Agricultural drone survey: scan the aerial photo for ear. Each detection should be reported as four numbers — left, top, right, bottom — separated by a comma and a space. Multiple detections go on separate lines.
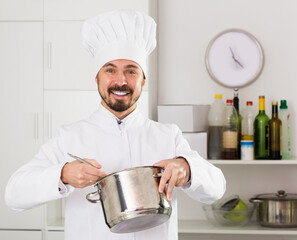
95, 75, 99, 85
141, 75, 146, 87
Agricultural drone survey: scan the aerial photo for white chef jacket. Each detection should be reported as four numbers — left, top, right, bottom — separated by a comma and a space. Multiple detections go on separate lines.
5, 104, 226, 240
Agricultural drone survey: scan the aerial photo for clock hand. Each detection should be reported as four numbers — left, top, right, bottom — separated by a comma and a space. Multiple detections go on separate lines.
229, 47, 235, 59
234, 58, 244, 69
229, 47, 244, 69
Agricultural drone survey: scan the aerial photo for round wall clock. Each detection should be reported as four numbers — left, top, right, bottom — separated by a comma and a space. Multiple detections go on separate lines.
205, 29, 264, 88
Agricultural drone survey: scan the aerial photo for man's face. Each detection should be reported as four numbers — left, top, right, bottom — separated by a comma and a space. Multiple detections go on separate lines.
96, 59, 145, 118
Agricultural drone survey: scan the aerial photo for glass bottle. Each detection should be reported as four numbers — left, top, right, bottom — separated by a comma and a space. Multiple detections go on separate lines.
241, 101, 255, 141
223, 99, 239, 159
233, 88, 242, 159
254, 96, 269, 159
269, 101, 282, 159
207, 94, 225, 159
279, 100, 291, 159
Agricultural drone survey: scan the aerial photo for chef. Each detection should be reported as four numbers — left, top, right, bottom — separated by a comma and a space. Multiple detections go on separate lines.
5, 10, 226, 240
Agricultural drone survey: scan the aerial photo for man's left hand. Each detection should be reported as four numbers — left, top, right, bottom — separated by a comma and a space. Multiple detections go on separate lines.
153, 157, 190, 201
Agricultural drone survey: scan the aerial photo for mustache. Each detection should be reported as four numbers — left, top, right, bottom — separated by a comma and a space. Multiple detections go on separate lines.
108, 85, 133, 94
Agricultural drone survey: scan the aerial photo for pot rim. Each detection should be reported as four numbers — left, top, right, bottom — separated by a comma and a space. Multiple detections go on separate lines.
95, 165, 164, 185
251, 190, 297, 201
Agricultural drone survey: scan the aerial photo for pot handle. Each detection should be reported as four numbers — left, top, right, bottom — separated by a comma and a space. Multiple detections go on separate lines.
153, 172, 163, 178
249, 197, 264, 204
86, 190, 101, 203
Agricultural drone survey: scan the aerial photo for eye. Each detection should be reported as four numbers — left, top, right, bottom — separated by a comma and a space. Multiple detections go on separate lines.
126, 69, 138, 75
106, 68, 115, 73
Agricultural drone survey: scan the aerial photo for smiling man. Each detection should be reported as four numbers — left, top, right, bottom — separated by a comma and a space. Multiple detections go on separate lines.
97, 60, 145, 118
5, 10, 226, 240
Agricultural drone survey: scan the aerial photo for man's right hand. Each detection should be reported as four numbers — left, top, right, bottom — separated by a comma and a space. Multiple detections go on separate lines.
61, 159, 107, 188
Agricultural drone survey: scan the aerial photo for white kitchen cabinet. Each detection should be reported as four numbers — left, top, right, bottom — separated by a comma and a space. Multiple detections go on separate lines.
0, 0, 43, 21
0, 22, 44, 229
44, 22, 96, 91
43, 90, 100, 140
0, 230, 42, 240
44, 0, 150, 21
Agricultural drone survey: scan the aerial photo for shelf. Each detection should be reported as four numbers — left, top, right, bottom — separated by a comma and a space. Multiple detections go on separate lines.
178, 220, 297, 235
208, 159, 297, 165
45, 217, 297, 234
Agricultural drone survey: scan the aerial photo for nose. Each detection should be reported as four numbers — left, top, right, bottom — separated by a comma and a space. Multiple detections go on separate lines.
115, 72, 127, 86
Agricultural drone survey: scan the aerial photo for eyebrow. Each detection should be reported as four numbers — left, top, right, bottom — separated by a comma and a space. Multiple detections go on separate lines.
102, 63, 140, 69
102, 63, 117, 68
125, 64, 139, 69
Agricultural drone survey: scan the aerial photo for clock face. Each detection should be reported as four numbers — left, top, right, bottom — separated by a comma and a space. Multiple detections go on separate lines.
206, 29, 264, 88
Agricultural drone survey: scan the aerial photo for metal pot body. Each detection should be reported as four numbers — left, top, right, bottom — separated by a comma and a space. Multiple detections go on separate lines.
86, 166, 172, 233
250, 191, 297, 228
257, 200, 297, 227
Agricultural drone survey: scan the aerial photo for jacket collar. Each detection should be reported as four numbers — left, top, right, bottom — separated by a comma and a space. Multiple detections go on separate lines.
97, 103, 140, 122
89, 103, 145, 130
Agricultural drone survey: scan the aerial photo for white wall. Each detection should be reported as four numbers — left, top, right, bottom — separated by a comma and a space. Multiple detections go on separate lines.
158, 0, 297, 157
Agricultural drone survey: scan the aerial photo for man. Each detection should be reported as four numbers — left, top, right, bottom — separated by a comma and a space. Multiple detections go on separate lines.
5, 10, 226, 240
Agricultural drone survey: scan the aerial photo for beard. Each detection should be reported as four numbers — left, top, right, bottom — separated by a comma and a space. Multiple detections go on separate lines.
99, 85, 141, 112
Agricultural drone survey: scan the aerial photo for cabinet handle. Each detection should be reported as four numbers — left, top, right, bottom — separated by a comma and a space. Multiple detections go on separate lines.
48, 42, 52, 69
48, 112, 52, 138
34, 112, 39, 139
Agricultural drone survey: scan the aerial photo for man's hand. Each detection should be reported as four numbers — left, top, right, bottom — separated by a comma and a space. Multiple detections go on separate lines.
61, 159, 107, 188
153, 157, 190, 201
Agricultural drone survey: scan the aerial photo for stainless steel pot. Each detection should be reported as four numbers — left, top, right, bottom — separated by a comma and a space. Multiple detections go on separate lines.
250, 190, 297, 227
86, 166, 172, 233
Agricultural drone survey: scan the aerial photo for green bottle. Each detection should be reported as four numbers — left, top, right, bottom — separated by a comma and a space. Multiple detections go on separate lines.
269, 101, 282, 159
233, 88, 242, 159
254, 96, 269, 159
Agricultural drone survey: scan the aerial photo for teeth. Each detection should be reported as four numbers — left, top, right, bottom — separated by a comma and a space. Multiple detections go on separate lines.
112, 91, 128, 96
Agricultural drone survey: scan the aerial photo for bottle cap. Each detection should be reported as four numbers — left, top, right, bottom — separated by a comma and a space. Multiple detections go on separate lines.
280, 100, 288, 109
259, 96, 265, 99
215, 94, 222, 99
246, 101, 253, 106
272, 101, 278, 106
226, 99, 233, 104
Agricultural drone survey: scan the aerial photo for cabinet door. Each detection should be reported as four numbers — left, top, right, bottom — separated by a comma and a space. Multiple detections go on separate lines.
44, 90, 100, 140
44, 0, 150, 21
44, 22, 96, 90
0, 230, 42, 240
0, 23, 44, 229
0, 0, 43, 21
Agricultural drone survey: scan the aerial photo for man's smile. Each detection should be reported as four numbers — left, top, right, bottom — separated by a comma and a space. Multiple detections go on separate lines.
111, 91, 129, 96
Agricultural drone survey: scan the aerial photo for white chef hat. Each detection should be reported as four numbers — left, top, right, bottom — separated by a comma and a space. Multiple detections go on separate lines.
81, 10, 157, 79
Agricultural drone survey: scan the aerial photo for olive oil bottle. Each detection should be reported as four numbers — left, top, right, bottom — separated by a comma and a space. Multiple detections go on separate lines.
269, 101, 282, 159
254, 96, 269, 159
